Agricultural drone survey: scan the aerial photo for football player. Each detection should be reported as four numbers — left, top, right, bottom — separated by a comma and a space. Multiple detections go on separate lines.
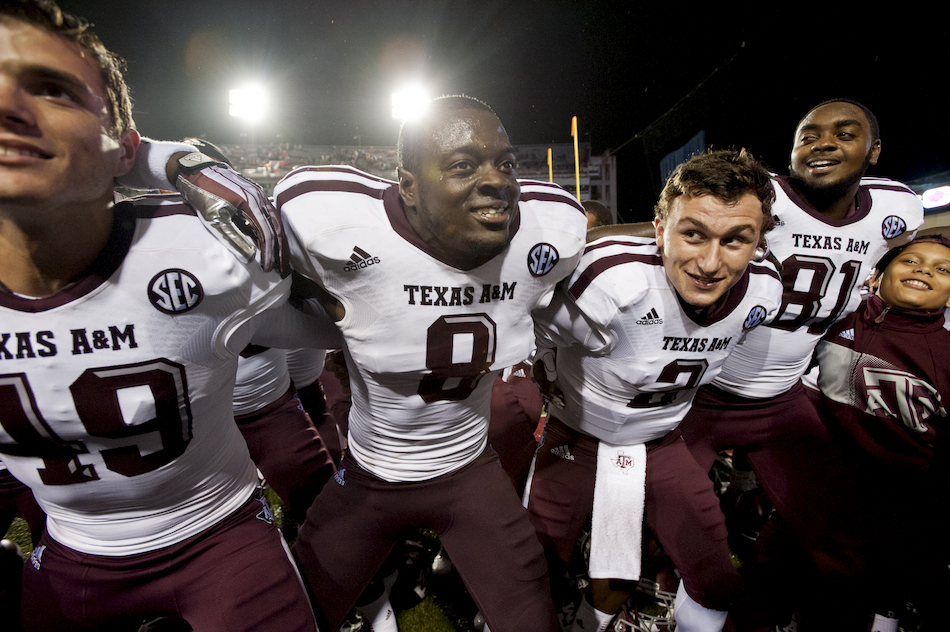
524, 149, 784, 632
279, 95, 588, 632
0, 2, 337, 630
666, 100, 925, 630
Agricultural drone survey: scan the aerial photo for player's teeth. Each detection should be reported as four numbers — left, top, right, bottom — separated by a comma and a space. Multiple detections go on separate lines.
0, 146, 44, 158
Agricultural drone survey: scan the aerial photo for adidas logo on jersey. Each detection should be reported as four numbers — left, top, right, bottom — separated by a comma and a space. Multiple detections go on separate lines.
550, 445, 575, 461
839, 328, 855, 341
636, 308, 663, 325
343, 246, 380, 272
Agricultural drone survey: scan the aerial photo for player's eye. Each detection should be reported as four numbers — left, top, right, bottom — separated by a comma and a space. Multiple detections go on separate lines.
36, 83, 79, 103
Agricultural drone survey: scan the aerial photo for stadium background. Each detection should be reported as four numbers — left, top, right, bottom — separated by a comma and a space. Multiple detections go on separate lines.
5, 1, 950, 630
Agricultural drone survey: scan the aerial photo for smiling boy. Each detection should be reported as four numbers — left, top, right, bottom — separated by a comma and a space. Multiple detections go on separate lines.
814, 234, 950, 630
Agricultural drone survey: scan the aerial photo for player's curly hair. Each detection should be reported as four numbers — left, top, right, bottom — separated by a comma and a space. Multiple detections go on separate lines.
654, 148, 776, 232
397, 95, 500, 175
0, 0, 134, 139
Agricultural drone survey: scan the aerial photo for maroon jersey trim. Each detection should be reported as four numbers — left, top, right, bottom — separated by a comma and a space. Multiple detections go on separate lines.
568, 251, 662, 300
773, 175, 886, 227
569, 251, 757, 327
682, 267, 751, 326
276, 173, 388, 209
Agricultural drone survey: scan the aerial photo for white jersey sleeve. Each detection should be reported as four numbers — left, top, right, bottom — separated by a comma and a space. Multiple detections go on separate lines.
0, 195, 289, 556
278, 168, 586, 481
713, 176, 924, 398
535, 236, 784, 444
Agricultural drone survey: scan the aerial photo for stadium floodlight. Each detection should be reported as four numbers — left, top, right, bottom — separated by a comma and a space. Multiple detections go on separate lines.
391, 86, 429, 121
921, 185, 950, 210
229, 85, 268, 123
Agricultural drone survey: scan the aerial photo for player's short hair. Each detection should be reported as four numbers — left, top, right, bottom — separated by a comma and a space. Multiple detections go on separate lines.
0, 0, 134, 139
798, 98, 880, 142
582, 199, 614, 229
654, 148, 775, 231
874, 233, 950, 274
397, 95, 500, 175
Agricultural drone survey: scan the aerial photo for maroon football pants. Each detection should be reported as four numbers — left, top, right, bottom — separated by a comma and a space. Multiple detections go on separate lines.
21, 492, 317, 632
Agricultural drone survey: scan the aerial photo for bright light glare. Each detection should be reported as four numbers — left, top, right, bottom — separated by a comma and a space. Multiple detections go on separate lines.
921, 185, 950, 209
392, 87, 429, 121
229, 85, 268, 123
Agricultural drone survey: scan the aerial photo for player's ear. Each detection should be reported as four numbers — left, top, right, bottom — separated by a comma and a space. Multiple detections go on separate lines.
869, 139, 881, 166
113, 129, 141, 179
653, 217, 664, 249
398, 166, 418, 210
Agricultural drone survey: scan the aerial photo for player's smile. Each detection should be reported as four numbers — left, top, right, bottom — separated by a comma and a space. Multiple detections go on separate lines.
0, 140, 51, 160
687, 271, 725, 288
471, 200, 512, 224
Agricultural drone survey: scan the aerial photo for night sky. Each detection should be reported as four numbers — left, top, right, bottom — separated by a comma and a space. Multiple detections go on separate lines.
59, 1, 947, 214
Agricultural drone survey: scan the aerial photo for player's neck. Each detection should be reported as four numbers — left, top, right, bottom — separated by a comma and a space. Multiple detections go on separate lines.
0, 197, 116, 298
790, 180, 860, 221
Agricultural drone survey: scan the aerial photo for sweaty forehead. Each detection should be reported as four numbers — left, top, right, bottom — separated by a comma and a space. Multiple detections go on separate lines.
897, 242, 950, 263
0, 20, 104, 95
424, 109, 509, 158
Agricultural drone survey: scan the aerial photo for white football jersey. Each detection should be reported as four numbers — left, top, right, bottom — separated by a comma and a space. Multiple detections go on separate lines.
278, 166, 587, 482
713, 176, 924, 398
233, 348, 292, 416
0, 195, 290, 556
535, 236, 784, 444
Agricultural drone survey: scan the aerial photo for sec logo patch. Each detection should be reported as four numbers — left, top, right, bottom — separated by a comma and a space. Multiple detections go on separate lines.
148, 269, 203, 314
881, 215, 907, 240
743, 305, 768, 330
528, 243, 559, 277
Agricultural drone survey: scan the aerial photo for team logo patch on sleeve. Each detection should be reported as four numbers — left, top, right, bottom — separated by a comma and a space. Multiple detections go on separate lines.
148, 269, 204, 314
743, 305, 768, 330
527, 243, 559, 277
881, 215, 908, 239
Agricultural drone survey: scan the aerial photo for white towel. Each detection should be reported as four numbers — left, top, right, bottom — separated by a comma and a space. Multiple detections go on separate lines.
588, 441, 647, 581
